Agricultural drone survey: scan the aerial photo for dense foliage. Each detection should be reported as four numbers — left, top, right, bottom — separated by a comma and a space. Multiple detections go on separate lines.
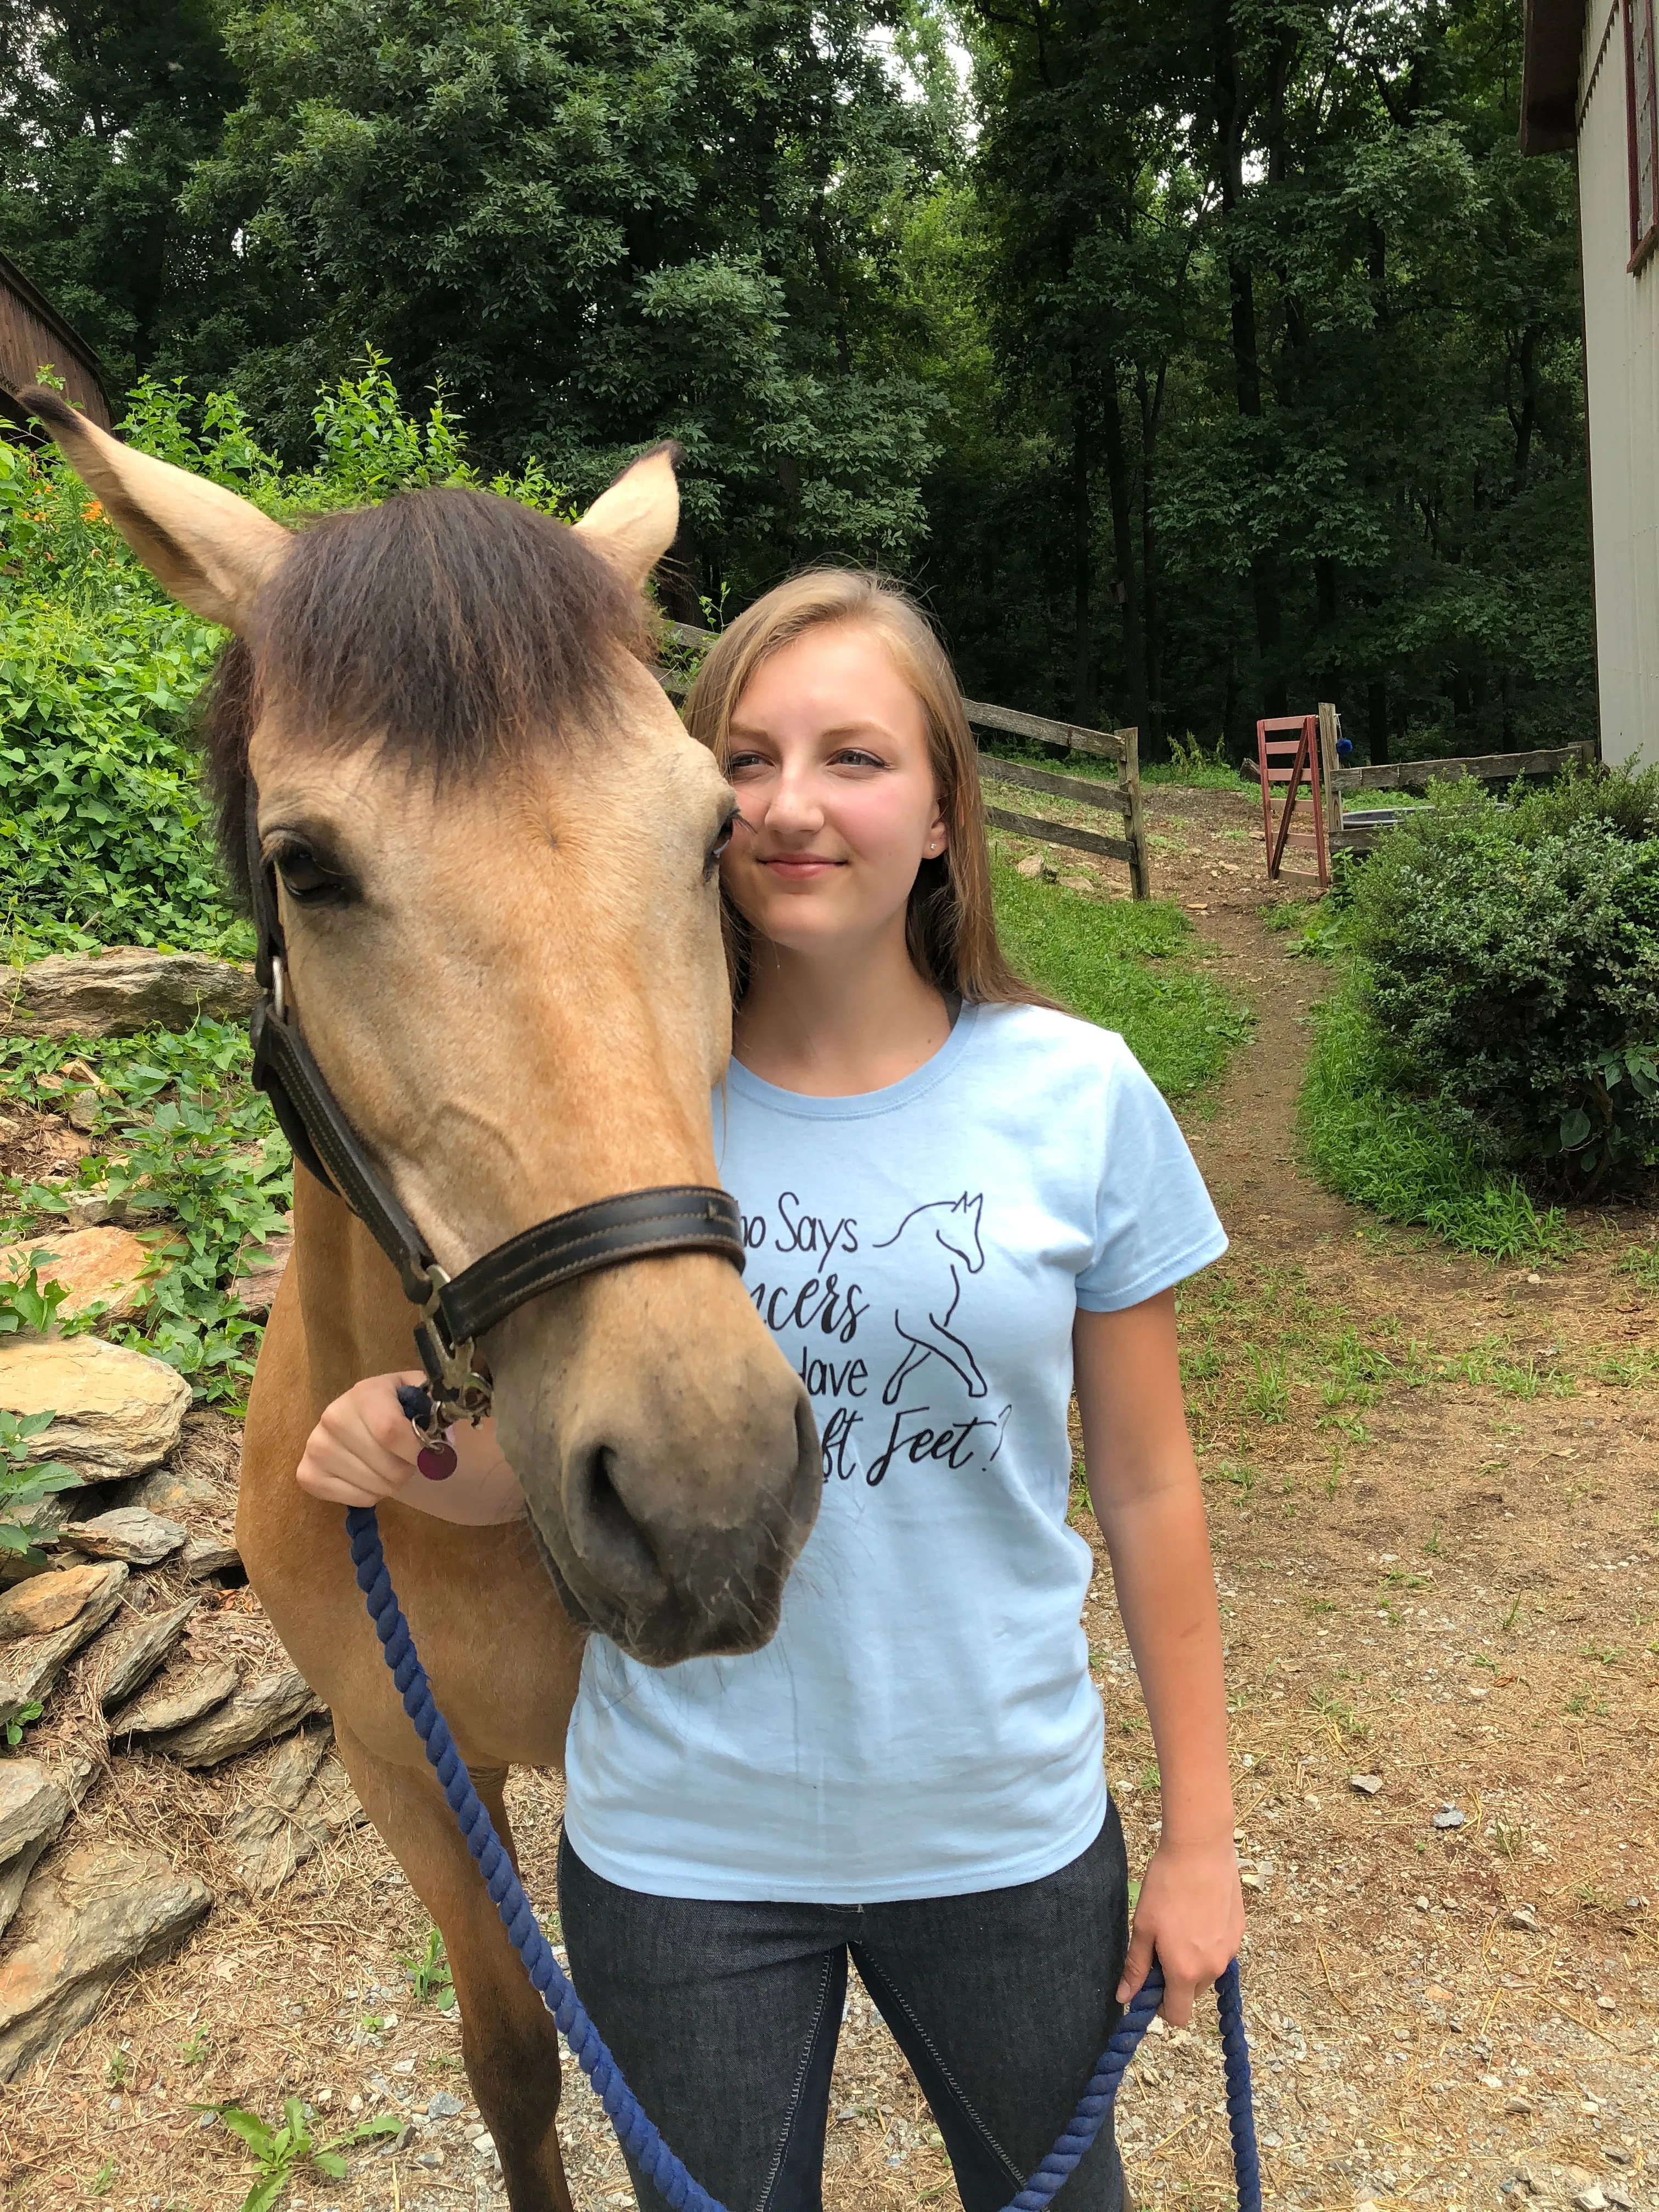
1345, 774, 1659, 1193
0, 0, 1592, 753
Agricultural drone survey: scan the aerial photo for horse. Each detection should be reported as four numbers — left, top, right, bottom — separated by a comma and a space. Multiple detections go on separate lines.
874, 1193, 988, 1404
27, 391, 822, 2212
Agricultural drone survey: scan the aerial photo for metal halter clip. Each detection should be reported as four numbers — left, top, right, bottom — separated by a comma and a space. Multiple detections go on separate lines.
410, 1265, 494, 1430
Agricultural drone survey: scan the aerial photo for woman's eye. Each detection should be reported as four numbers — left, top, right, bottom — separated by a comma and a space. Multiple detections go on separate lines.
725, 752, 770, 776
832, 748, 885, 770
274, 848, 348, 905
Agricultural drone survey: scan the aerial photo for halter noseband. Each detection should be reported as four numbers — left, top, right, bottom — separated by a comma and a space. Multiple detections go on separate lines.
243, 783, 744, 1432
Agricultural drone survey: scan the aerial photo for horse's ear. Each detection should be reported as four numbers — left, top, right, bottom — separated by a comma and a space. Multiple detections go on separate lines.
19, 387, 290, 634
573, 441, 681, 590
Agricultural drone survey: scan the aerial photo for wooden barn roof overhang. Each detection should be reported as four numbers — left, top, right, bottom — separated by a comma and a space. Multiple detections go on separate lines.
1521, 0, 1590, 153
0, 249, 112, 432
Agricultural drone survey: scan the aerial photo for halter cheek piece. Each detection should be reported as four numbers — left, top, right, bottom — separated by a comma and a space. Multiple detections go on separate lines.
243, 783, 745, 1438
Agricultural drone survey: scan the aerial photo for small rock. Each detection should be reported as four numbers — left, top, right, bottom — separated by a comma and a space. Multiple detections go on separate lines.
1349, 1773, 1384, 1796
1605, 2190, 1634, 2211
224, 1727, 364, 1894
181, 1533, 241, 1581
61, 1192, 115, 1229
154, 1668, 321, 1768
1414, 1894, 1431, 1911
1015, 853, 1045, 877
426, 2091, 465, 2119
233, 1232, 292, 1321
1607, 2149, 1634, 2166
1506, 1904, 1539, 1932
111, 1661, 240, 1741
0, 1226, 153, 1323
1433, 1807, 1466, 1830
0, 1841, 211, 2080
1504, 2096, 1534, 2116
0, 948, 257, 1040
64, 1091, 99, 1133
1595, 1993, 1617, 2011
63, 1508, 187, 1568
0, 1761, 71, 1940
1575, 2190, 1607, 2212
0, 1562, 128, 1725
95, 1596, 200, 1712
0, 1562, 112, 1643
0, 1337, 190, 1481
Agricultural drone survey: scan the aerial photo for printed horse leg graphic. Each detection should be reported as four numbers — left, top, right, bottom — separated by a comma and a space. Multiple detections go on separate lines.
876, 1193, 990, 1405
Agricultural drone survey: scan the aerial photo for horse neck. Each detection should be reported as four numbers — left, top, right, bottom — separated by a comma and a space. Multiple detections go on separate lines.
291, 1163, 422, 1413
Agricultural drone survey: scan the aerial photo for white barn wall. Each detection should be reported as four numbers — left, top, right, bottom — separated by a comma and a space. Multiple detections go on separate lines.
1577, 0, 1659, 766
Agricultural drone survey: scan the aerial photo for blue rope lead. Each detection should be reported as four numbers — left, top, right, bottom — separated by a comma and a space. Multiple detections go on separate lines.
347, 1504, 1261, 2212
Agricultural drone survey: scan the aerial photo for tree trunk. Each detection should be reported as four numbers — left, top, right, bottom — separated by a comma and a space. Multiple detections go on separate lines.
1213, 0, 1284, 714
1101, 370, 1149, 744
1367, 678, 1390, 767
1137, 364, 1163, 745
1071, 376, 1095, 725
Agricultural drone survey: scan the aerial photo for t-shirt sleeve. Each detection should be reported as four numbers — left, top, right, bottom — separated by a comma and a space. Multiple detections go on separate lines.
1074, 1043, 1228, 1312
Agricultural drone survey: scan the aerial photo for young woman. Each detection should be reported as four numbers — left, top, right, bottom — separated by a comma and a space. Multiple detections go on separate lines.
298, 572, 1244, 2212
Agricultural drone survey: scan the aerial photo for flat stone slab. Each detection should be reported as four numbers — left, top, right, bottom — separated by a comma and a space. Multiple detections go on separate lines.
224, 1724, 363, 1894
62, 1506, 187, 1567
181, 1533, 241, 1580
95, 1595, 200, 1712
0, 1842, 211, 2080
0, 1761, 71, 1940
0, 948, 257, 1040
0, 1337, 190, 1481
0, 1563, 127, 1726
110, 1660, 239, 1742
0, 1562, 114, 1643
0, 1226, 152, 1323
154, 1668, 321, 1769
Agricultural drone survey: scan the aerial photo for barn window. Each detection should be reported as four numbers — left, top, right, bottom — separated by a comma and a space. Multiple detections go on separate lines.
1629, 0, 1659, 267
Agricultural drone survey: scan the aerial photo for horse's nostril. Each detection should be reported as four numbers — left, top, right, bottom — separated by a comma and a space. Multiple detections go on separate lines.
565, 1444, 667, 1605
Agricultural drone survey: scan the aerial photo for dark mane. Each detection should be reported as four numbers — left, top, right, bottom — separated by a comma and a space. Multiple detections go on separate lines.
203, 486, 653, 903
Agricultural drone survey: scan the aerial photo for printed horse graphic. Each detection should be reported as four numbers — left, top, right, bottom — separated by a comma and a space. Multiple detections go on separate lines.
874, 1193, 989, 1404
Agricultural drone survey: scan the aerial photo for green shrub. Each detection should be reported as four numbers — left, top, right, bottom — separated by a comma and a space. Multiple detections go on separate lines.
1347, 771, 1659, 1193
0, 357, 572, 958
1301, 968, 1567, 1259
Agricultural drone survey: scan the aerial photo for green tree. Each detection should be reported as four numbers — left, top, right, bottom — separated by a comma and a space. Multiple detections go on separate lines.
0, 1, 245, 392
184, 0, 949, 602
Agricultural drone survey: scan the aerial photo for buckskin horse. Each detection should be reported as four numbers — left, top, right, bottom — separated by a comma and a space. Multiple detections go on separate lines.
28, 391, 821, 2212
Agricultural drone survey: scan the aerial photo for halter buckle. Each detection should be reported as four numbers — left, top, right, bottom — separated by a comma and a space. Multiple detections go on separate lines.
411, 1265, 494, 1429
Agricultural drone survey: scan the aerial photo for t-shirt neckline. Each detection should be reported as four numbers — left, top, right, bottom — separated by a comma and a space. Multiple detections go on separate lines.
725, 998, 984, 1121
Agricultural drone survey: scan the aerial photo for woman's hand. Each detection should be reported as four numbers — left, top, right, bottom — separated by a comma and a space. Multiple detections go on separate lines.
1117, 1836, 1245, 2025
296, 1372, 527, 1526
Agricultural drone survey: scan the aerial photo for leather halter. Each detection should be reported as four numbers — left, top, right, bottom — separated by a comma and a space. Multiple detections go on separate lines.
243, 782, 744, 1427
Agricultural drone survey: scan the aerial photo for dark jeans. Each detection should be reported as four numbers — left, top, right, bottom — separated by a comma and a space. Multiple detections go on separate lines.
557, 1804, 1130, 2212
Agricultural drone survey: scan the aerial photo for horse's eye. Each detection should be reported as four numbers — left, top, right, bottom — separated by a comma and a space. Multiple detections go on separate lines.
275, 847, 348, 905
704, 809, 739, 879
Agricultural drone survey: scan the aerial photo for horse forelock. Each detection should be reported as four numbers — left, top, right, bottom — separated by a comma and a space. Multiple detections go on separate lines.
201, 486, 656, 905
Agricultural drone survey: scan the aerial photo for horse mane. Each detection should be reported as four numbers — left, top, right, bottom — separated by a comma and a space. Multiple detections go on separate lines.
202, 487, 654, 904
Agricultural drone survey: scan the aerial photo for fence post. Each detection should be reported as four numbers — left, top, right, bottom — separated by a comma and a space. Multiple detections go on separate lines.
1121, 726, 1152, 900
1317, 702, 1342, 844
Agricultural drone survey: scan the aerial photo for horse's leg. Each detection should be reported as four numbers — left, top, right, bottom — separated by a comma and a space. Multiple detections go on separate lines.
332, 1717, 571, 2212
881, 1335, 932, 1406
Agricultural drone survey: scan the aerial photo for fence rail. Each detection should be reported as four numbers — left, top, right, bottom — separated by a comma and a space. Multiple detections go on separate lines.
1333, 741, 1594, 794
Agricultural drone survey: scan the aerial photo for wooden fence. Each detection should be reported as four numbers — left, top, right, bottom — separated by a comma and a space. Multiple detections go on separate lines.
1326, 730, 1598, 854
662, 625, 1152, 899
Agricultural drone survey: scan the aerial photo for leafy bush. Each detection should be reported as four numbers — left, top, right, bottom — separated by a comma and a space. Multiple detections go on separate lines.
1346, 770, 1659, 1193
1301, 968, 1567, 1259
0, 356, 571, 958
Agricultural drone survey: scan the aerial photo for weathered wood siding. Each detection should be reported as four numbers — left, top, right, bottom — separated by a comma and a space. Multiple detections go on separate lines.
0, 258, 111, 430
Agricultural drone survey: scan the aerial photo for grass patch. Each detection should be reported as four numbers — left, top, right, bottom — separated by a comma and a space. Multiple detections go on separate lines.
991, 859, 1251, 1096
1299, 967, 1567, 1261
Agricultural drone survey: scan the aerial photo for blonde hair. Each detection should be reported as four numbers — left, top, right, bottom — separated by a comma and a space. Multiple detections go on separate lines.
683, 570, 1047, 1008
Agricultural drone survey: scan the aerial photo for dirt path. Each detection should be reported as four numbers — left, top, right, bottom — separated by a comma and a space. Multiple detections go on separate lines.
3, 786, 1655, 2212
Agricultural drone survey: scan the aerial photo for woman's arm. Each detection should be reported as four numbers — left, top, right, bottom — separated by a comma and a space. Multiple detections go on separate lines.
1074, 1290, 1244, 2024
297, 1372, 527, 1527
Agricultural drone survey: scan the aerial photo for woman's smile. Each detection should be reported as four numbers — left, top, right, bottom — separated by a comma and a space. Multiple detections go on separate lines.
758, 851, 847, 879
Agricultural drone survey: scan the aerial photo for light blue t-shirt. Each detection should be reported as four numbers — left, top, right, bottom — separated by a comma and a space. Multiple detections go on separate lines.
562, 1000, 1227, 1903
